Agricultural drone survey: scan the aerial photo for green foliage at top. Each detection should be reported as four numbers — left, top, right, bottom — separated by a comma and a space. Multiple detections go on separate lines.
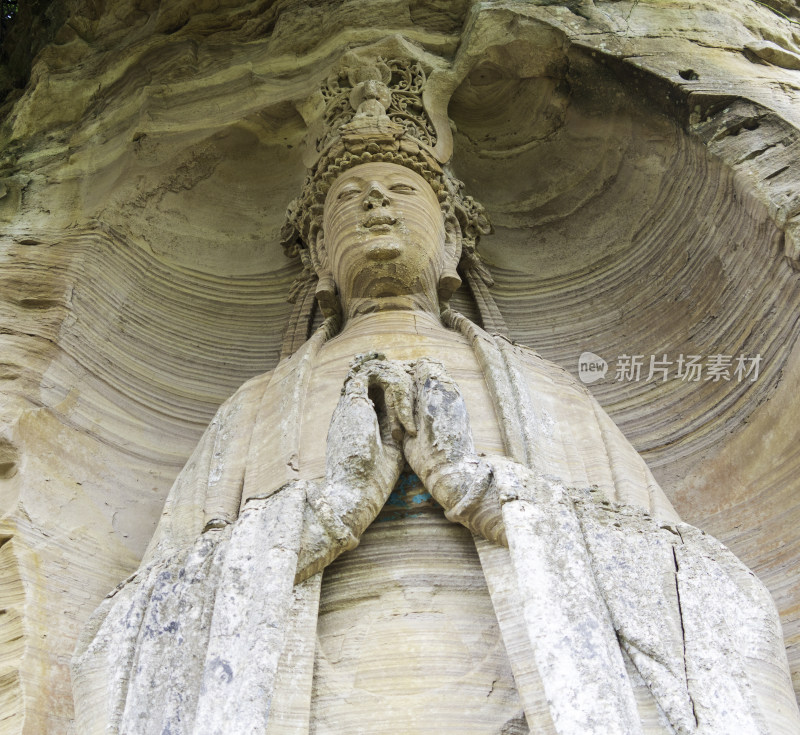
2, 1, 17, 23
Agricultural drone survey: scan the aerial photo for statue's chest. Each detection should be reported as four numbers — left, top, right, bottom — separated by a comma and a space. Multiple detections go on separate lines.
298, 321, 524, 732
297, 323, 506, 480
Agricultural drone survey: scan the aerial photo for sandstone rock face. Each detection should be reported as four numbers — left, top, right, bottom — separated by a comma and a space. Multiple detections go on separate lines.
2, 0, 800, 731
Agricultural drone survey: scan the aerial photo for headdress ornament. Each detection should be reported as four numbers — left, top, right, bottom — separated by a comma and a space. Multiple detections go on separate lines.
279, 50, 502, 356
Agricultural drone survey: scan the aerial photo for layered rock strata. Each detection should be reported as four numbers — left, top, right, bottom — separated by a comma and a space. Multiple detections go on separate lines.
1, 0, 800, 729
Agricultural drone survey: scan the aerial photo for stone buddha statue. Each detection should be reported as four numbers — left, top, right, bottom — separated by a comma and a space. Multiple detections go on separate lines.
72, 56, 800, 735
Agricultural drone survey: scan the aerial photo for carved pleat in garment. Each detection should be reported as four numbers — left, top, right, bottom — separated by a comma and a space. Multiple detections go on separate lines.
443, 311, 791, 735
72, 321, 337, 735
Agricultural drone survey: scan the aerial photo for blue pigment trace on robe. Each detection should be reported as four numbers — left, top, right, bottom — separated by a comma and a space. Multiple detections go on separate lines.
376, 471, 440, 522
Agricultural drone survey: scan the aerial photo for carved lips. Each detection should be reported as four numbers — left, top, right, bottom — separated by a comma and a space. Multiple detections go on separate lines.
361, 212, 397, 232
361, 211, 402, 260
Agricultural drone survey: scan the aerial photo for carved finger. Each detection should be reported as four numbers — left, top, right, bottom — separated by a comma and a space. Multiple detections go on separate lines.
374, 368, 416, 440
411, 358, 474, 461
327, 358, 406, 495
351, 358, 415, 443
328, 384, 382, 472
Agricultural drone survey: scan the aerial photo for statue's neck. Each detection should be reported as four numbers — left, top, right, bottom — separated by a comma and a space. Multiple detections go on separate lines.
341, 292, 440, 324
339, 307, 448, 339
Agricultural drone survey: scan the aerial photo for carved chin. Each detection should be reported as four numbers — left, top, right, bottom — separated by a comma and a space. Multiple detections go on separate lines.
366, 241, 402, 261
353, 274, 428, 298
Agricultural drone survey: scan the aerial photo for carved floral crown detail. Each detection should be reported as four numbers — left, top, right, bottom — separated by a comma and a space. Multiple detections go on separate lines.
280, 56, 493, 296
318, 58, 437, 154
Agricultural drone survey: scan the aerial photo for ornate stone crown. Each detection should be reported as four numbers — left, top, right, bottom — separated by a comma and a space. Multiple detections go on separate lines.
279, 53, 502, 356
282, 56, 490, 255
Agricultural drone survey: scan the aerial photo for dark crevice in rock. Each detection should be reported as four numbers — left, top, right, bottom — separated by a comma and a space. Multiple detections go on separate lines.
569, 43, 693, 127
671, 543, 699, 730
765, 163, 791, 179
408, 0, 469, 35
751, 0, 800, 22
0, 436, 17, 478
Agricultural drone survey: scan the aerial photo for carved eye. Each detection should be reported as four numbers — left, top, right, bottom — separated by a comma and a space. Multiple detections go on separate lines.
337, 186, 361, 201
389, 183, 416, 194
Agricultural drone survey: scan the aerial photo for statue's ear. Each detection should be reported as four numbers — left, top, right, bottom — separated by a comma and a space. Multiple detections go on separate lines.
311, 230, 340, 318
438, 213, 462, 303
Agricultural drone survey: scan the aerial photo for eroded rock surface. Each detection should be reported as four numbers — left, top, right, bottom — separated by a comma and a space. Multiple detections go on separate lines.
2, 0, 800, 730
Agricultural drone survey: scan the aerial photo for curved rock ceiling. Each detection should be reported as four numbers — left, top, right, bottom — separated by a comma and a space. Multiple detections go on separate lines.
452, 43, 798, 470
1, 0, 800, 726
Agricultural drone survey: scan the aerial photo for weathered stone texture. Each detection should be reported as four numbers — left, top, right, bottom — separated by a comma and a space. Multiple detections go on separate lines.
2, 0, 800, 730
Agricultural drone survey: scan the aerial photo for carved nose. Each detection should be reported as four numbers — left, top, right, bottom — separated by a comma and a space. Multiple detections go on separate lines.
363, 185, 390, 209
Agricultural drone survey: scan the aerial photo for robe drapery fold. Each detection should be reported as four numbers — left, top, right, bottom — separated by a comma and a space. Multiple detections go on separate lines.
73, 485, 322, 735
72, 318, 799, 735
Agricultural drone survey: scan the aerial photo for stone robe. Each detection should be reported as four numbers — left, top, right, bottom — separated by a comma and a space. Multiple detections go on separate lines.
71, 312, 800, 735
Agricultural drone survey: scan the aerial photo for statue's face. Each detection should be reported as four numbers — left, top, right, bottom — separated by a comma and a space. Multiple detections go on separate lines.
321, 162, 448, 302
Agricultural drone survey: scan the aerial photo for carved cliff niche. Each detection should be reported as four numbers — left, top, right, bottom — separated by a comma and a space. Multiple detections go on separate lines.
2, 1, 800, 728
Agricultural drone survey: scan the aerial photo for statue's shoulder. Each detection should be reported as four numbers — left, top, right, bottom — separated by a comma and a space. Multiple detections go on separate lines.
216, 342, 318, 421
216, 367, 276, 417
502, 339, 594, 399
236, 368, 276, 396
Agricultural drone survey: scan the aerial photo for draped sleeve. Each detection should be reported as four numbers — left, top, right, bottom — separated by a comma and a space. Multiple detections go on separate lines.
142, 370, 273, 564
